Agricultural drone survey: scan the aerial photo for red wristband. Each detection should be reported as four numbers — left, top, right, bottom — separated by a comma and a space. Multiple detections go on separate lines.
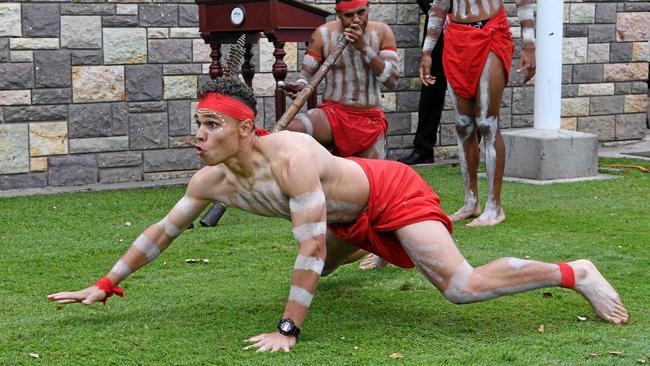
95, 277, 125, 304
557, 262, 575, 289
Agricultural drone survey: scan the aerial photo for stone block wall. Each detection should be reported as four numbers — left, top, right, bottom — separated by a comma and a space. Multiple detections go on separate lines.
0, 0, 648, 190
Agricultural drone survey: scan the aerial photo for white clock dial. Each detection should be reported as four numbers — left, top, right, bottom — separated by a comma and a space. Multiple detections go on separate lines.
230, 7, 245, 26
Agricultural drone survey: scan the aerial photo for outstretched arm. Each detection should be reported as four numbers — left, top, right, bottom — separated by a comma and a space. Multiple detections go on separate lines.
516, 0, 536, 82
420, 0, 450, 86
48, 180, 210, 305
245, 154, 326, 352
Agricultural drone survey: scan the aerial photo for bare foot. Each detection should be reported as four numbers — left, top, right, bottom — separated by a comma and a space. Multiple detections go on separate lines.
466, 207, 505, 227
358, 253, 387, 270
569, 259, 629, 324
448, 205, 481, 222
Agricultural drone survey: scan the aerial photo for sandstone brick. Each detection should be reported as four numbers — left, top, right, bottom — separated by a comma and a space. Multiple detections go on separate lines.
48, 155, 98, 187
569, 4, 595, 24
116, 4, 138, 16
22, 3, 60, 37
512, 114, 534, 128
72, 66, 126, 103
10, 38, 59, 50
126, 64, 163, 101
10, 51, 33, 62
253, 73, 277, 97
382, 92, 397, 113
616, 113, 646, 140
616, 12, 650, 42
512, 87, 535, 115
577, 116, 615, 141
563, 37, 588, 64
561, 97, 590, 117
587, 43, 609, 63
143, 148, 201, 172
164, 76, 197, 100
104, 28, 147, 65
0, 90, 31, 106
603, 63, 649, 82
0, 123, 29, 174
624, 94, 648, 113
29, 122, 68, 157
70, 136, 129, 153
561, 117, 577, 131
0, 4, 21, 37
130, 113, 168, 149
61, 16, 102, 49
632, 42, 649, 62
578, 83, 615, 97
148, 28, 169, 39
192, 39, 212, 63
30, 157, 47, 172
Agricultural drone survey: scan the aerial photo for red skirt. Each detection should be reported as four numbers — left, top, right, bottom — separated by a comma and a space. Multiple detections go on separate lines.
320, 102, 388, 157
442, 8, 514, 99
328, 157, 452, 268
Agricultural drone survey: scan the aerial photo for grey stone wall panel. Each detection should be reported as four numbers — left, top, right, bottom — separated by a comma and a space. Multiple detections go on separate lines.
143, 148, 201, 172
631, 82, 648, 94
512, 87, 535, 115
610, 42, 633, 62
69, 103, 112, 138
402, 48, 422, 78
0, 64, 34, 89
163, 64, 202, 75
98, 151, 143, 168
565, 24, 589, 37
0, 173, 47, 190
179, 4, 199, 27
32, 88, 72, 105
588, 24, 616, 43
129, 113, 169, 149
48, 155, 98, 187
512, 114, 534, 128
386, 112, 411, 134
391, 25, 420, 47
60, 4, 115, 15
71, 50, 103, 65
168, 100, 191, 136
125, 64, 163, 101
396, 91, 419, 112
573, 64, 604, 83
112, 103, 129, 135
578, 116, 615, 141
0, 38, 9, 62
616, 113, 646, 140
139, 4, 178, 27
615, 82, 632, 95
590, 96, 625, 115
69, 136, 129, 153
22, 3, 60, 37
34, 50, 72, 88
99, 166, 143, 184
129, 101, 167, 113
595, 3, 617, 23
4, 105, 67, 122
624, 3, 650, 11
148, 39, 192, 63
102, 16, 138, 27
61, 16, 102, 49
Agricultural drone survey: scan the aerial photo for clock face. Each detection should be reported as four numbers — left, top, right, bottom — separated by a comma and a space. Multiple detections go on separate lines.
230, 7, 245, 26
280, 322, 291, 332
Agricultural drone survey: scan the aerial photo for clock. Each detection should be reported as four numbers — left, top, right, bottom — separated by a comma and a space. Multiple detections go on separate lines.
230, 6, 245, 27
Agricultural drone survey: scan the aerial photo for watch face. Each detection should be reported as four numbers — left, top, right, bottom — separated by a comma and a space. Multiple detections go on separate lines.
230, 7, 245, 26
280, 321, 292, 332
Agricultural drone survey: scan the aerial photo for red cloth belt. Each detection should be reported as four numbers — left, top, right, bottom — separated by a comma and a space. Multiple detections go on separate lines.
336, 0, 368, 12
442, 8, 514, 99
95, 277, 125, 304
557, 262, 575, 289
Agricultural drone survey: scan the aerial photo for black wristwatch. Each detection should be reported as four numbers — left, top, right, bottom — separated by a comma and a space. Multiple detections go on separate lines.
277, 318, 301, 338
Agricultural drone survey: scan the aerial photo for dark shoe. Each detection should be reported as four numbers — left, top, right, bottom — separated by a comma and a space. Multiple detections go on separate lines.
398, 150, 434, 165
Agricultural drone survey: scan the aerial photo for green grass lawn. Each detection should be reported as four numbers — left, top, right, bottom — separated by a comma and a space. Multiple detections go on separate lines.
1, 157, 649, 365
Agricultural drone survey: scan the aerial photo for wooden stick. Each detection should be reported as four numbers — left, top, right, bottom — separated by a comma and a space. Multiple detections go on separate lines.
272, 36, 349, 133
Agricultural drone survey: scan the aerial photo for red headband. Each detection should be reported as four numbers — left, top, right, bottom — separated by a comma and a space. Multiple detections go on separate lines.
197, 92, 255, 121
336, 0, 369, 12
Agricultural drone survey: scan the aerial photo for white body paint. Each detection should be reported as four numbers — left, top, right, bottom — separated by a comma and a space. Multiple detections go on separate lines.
158, 216, 182, 238
289, 191, 326, 212
295, 113, 314, 136
289, 285, 314, 307
132, 234, 161, 261
174, 196, 195, 216
110, 259, 133, 280
292, 222, 327, 243
294, 254, 325, 275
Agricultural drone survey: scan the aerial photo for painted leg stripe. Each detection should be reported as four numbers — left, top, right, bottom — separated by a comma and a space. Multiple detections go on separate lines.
294, 255, 325, 275
174, 196, 195, 216
289, 191, 325, 212
292, 222, 327, 244
158, 216, 182, 238
110, 259, 133, 279
289, 285, 313, 307
132, 234, 161, 260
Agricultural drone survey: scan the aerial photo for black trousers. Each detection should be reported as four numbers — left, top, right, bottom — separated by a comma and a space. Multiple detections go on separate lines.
413, 31, 447, 155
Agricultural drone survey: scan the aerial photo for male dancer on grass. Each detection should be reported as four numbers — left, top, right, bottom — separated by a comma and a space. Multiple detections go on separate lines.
420, 0, 536, 227
49, 77, 627, 353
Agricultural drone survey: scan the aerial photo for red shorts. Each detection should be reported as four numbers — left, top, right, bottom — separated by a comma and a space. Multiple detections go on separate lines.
319, 101, 388, 157
328, 157, 452, 268
443, 8, 514, 99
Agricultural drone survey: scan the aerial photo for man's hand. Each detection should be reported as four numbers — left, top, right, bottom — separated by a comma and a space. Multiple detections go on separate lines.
343, 23, 366, 51
243, 332, 296, 353
517, 45, 536, 83
278, 81, 305, 100
419, 53, 436, 86
47, 286, 107, 305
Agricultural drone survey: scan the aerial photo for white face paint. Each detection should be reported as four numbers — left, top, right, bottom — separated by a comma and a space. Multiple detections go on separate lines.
294, 254, 325, 275
110, 259, 133, 280
290, 191, 326, 213
289, 285, 313, 307
292, 222, 327, 243
132, 233, 161, 261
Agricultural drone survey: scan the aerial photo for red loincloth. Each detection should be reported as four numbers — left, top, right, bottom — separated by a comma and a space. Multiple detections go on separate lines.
328, 157, 453, 268
319, 101, 388, 157
442, 8, 514, 99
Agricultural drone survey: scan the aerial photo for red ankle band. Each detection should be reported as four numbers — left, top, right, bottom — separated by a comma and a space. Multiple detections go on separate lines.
95, 277, 125, 304
557, 262, 575, 289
